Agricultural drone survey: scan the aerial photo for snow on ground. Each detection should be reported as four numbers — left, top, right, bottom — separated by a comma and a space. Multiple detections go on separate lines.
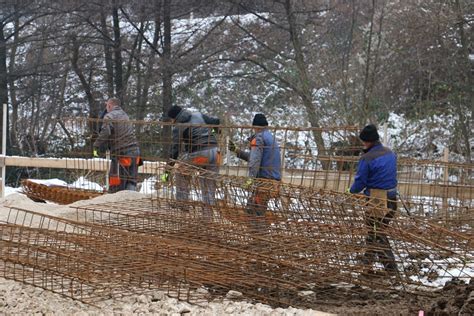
0, 189, 331, 315
3, 186, 21, 196
70, 176, 104, 191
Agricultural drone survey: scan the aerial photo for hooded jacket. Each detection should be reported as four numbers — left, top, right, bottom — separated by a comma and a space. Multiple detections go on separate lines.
93, 105, 138, 154
170, 109, 220, 159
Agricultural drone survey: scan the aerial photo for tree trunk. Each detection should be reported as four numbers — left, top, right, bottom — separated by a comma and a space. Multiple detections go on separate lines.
0, 25, 9, 155
70, 36, 100, 144
100, 10, 114, 97
112, 3, 123, 99
122, 21, 143, 108
341, 0, 357, 123
284, 0, 327, 160
361, 0, 375, 124
162, 0, 173, 159
8, 9, 19, 152
71, 36, 96, 112
454, 0, 472, 163
138, 2, 161, 121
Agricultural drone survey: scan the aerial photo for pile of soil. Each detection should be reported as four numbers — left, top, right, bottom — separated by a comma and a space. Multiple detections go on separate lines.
309, 279, 473, 315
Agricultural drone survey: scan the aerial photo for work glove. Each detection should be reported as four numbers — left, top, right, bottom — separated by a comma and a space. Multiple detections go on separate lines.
346, 187, 352, 194
243, 178, 254, 190
160, 171, 170, 183
228, 140, 237, 152
92, 149, 99, 158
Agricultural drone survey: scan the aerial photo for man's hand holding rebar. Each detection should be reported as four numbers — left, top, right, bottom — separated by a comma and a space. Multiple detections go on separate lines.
160, 171, 170, 183
243, 178, 253, 190
228, 140, 237, 153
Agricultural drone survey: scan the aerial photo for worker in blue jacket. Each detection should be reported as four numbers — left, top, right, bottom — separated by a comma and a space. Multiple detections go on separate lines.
229, 114, 281, 226
349, 124, 398, 274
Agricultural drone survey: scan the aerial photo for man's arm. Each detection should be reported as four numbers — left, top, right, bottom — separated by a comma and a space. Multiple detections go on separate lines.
202, 114, 220, 125
170, 127, 180, 160
236, 149, 250, 162
350, 159, 369, 193
93, 115, 112, 150
248, 134, 264, 178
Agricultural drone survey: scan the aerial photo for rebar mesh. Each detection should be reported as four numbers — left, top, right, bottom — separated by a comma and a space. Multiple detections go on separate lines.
67, 163, 472, 304
10, 119, 473, 218
21, 179, 104, 204
3, 119, 473, 309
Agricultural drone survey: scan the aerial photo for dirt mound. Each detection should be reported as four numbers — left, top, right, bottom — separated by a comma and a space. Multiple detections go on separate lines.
427, 279, 473, 316
311, 279, 473, 315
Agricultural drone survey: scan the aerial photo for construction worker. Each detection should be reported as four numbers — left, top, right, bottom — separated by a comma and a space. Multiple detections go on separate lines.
93, 98, 141, 192
229, 113, 281, 219
165, 105, 220, 216
349, 124, 398, 274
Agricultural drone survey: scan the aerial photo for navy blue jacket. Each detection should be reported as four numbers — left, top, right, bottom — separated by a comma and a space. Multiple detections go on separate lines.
350, 142, 397, 197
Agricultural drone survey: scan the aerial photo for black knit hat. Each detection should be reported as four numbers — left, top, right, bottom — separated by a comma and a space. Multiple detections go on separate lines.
252, 113, 268, 126
167, 105, 182, 119
359, 124, 380, 142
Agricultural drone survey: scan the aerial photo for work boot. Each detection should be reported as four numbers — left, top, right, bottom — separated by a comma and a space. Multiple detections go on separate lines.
384, 262, 398, 275
125, 183, 137, 191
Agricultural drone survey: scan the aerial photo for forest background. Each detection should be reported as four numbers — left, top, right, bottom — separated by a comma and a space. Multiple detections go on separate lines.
0, 0, 472, 176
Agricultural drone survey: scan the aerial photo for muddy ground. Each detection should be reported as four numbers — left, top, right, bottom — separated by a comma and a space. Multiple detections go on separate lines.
311, 279, 473, 315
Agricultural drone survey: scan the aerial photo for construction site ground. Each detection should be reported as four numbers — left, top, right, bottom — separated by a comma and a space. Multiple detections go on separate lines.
1, 191, 472, 315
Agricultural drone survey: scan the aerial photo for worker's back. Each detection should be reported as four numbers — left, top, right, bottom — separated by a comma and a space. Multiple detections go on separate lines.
251, 129, 281, 181
171, 109, 219, 158
357, 142, 397, 196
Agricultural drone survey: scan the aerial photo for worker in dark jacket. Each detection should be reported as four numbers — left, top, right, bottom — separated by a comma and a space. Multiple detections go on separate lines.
229, 114, 281, 219
166, 106, 220, 217
93, 98, 140, 192
349, 124, 397, 274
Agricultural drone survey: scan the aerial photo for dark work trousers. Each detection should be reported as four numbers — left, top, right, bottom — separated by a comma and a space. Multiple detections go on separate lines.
175, 147, 220, 221
109, 147, 140, 193
246, 178, 280, 230
364, 197, 397, 272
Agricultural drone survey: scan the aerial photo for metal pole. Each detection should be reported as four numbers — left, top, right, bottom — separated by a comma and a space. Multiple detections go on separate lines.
442, 148, 449, 219
105, 150, 110, 191
383, 122, 389, 145
1, 103, 7, 198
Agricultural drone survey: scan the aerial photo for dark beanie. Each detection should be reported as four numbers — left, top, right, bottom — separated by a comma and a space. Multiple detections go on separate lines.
167, 105, 182, 119
252, 113, 268, 126
359, 124, 380, 142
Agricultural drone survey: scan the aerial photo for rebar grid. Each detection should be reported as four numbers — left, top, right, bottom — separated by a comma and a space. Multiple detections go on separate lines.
159, 160, 473, 227
74, 196, 472, 290
0, 208, 212, 304
163, 162, 472, 280
2, 187, 472, 308
70, 162, 473, 297
3, 207, 345, 307
11, 119, 472, 217
21, 179, 104, 204
4, 119, 473, 308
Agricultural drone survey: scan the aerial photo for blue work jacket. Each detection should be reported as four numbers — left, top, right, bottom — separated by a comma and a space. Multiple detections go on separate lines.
350, 142, 397, 197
